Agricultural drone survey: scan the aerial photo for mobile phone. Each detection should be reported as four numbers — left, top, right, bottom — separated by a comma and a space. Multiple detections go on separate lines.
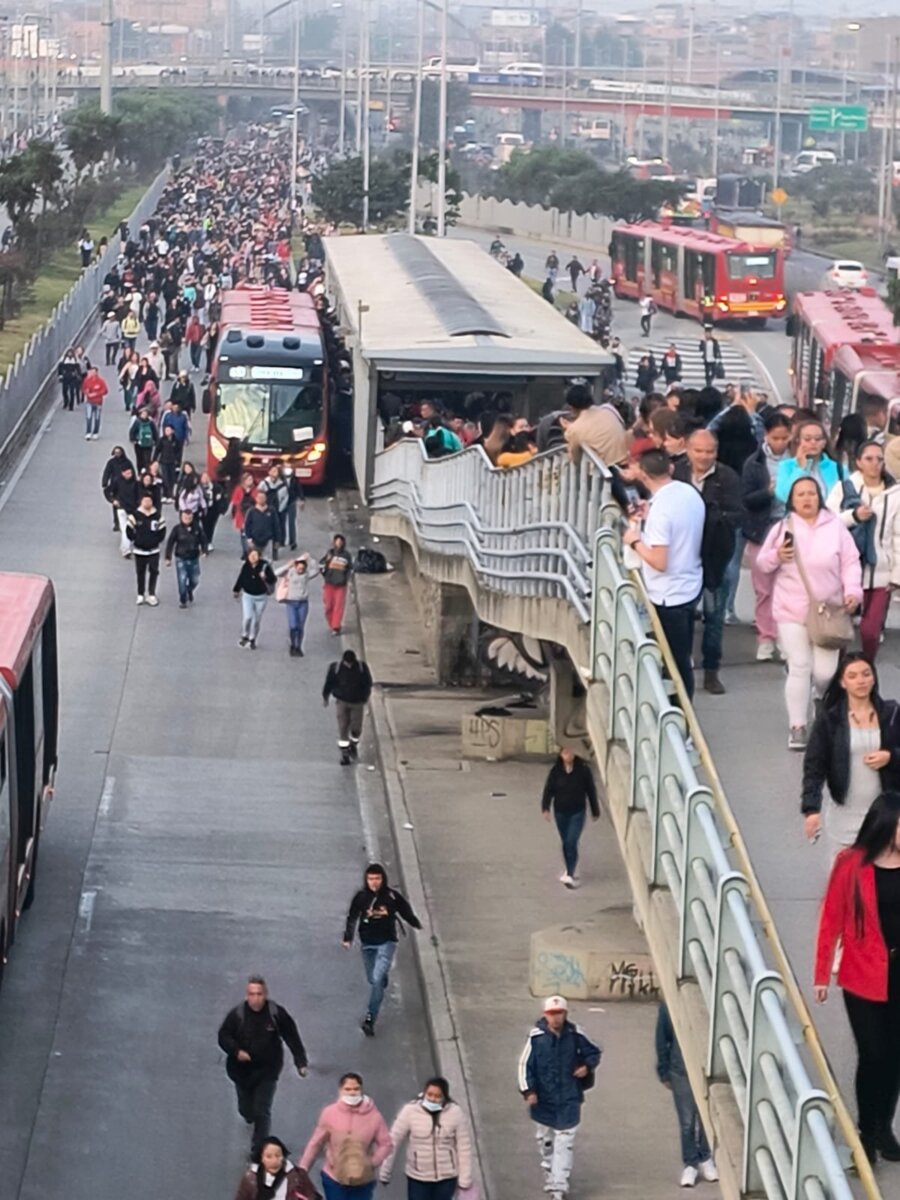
783, 531, 794, 548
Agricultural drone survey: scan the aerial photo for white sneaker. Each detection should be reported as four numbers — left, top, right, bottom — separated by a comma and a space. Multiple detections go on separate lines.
568, 876, 580, 889
135, 595, 144, 605
145, 595, 159, 607
84, 433, 91, 440
680, 1166, 698, 1187
559, 872, 573, 886
92, 433, 99, 440
756, 639, 776, 661
699, 1159, 718, 1183
788, 726, 808, 751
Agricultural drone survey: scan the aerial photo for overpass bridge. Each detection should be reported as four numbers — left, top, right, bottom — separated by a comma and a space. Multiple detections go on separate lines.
367, 436, 884, 1200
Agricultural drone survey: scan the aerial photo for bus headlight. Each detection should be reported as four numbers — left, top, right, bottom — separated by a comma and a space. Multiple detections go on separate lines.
717, 300, 730, 312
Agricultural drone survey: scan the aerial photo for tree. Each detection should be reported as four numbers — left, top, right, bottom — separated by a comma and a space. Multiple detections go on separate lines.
417, 151, 462, 227
63, 105, 122, 179
492, 146, 598, 205
311, 153, 409, 228
114, 92, 218, 172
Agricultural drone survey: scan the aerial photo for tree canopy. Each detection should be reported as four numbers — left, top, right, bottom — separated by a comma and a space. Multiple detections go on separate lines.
64, 93, 218, 175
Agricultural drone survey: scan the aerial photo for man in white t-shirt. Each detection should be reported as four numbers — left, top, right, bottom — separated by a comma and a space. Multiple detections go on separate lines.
623, 448, 705, 699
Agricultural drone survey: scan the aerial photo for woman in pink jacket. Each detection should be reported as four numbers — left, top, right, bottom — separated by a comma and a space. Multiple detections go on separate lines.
758, 476, 863, 751
300, 1072, 392, 1200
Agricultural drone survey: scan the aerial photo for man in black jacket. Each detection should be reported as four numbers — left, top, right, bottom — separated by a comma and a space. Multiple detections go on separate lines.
217, 975, 308, 1157
323, 649, 373, 764
673, 429, 743, 695
244, 489, 281, 560
164, 509, 208, 607
342, 862, 422, 1036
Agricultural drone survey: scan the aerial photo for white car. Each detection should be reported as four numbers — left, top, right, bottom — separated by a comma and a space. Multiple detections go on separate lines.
824, 260, 869, 289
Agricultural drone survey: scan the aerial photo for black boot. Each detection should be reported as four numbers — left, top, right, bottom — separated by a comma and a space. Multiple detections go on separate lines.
875, 1124, 900, 1161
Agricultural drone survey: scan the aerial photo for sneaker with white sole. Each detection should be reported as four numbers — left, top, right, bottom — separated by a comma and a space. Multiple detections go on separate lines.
136, 595, 144, 605
559, 872, 573, 886
788, 725, 808, 751
698, 1159, 718, 1183
756, 639, 776, 661
680, 1165, 698, 1187
145, 595, 159, 607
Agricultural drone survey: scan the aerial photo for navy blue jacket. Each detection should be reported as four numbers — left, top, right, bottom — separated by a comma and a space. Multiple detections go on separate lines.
518, 1017, 601, 1130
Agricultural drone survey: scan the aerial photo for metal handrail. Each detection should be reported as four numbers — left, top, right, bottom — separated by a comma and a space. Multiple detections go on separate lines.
370, 437, 880, 1200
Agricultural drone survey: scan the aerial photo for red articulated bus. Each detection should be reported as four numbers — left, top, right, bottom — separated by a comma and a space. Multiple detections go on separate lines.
203, 286, 330, 486
789, 288, 900, 433
610, 221, 786, 326
0, 573, 59, 988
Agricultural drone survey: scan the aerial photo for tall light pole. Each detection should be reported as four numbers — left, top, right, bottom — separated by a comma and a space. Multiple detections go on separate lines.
338, 2, 347, 154
886, 35, 900, 246
100, 0, 113, 114
408, 0, 424, 234
290, 0, 300, 217
435, 0, 448, 236
361, 2, 371, 229
773, 45, 784, 192
711, 40, 720, 178
355, 0, 364, 152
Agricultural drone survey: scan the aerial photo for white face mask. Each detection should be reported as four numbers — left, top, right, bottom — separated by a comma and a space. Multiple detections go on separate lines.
421, 1100, 444, 1113
341, 1093, 363, 1107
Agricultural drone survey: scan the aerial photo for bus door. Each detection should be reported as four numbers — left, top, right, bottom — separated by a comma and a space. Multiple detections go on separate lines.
12, 653, 38, 909
0, 692, 15, 961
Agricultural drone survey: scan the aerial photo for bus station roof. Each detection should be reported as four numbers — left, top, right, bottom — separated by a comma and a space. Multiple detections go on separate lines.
323, 233, 613, 377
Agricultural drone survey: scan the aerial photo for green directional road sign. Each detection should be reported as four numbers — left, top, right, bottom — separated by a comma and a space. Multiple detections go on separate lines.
808, 104, 869, 132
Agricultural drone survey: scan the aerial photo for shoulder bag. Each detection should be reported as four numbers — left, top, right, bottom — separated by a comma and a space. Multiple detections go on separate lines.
789, 516, 854, 650
275, 573, 290, 603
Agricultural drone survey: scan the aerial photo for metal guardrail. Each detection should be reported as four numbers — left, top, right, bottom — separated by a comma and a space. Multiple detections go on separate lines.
370, 436, 879, 1200
0, 168, 169, 460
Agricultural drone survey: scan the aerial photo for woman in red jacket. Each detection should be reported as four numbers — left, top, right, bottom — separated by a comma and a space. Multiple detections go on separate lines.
814, 790, 900, 1162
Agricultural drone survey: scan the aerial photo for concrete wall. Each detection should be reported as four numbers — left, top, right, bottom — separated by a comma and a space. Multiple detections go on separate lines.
418, 183, 615, 254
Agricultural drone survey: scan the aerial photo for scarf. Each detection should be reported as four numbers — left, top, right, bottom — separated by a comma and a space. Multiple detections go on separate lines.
255, 1161, 291, 1200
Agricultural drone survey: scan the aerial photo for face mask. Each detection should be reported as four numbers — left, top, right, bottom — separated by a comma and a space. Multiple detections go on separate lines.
341, 1093, 363, 1107
421, 1100, 443, 1113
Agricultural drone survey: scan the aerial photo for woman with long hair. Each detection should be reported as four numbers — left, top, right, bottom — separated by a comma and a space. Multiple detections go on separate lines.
814, 791, 900, 1162
299, 1073, 392, 1200
233, 1136, 319, 1200
541, 747, 601, 888
802, 654, 900, 853
775, 418, 843, 505
757, 476, 862, 750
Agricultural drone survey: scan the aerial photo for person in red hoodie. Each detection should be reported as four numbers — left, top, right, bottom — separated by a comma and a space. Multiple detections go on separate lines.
814, 790, 900, 1164
82, 365, 108, 440
300, 1072, 392, 1200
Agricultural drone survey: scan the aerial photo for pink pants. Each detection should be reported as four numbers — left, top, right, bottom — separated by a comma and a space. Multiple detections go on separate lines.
860, 586, 891, 662
746, 541, 776, 643
322, 582, 347, 632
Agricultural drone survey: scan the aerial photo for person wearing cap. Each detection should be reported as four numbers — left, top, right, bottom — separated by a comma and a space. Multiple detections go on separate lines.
518, 996, 601, 1200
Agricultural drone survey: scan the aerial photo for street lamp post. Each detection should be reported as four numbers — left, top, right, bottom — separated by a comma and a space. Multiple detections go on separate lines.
435, 0, 448, 236
361, 3, 371, 229
355, 0, 364, 152
338, 3, 347, 153
100, 0, 113, 114
408, 0, 424, 234
290, 0, 300, 218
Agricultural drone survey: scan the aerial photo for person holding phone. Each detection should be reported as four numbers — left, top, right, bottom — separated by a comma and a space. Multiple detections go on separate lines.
801, 654, 900, 856
756, 477, 862, 750
775, 419, 843, 505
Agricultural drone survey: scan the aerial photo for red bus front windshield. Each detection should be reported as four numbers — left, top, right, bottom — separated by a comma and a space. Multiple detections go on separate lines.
216, 370, 324, 450
726, 252, 777, 280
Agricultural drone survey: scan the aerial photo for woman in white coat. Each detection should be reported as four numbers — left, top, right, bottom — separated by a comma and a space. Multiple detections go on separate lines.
379, 1077, 473, 1200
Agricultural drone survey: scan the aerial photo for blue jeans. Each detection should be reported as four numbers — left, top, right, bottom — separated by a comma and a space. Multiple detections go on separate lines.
321, 1174, 375, 1200
723, 533, 743, 618
361, 941, 396, 1019
85, 404, 101, 435
241, 593, 267, 641
554, 808, 586, 876
285, 599, 309, 648
701, 582, 728, 672
670, 1070, 710, 1168
175, 556, 200, 603
286, 503, 298, 548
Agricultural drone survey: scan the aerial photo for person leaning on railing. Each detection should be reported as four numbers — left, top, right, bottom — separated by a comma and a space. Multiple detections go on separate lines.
561, 382, 629, 469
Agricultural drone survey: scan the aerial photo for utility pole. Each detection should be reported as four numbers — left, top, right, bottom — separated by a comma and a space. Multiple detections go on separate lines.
878, 41, 892, 243
362, 3, 371, 229
355, 0, 364, 152
886, 35, 900, 246
338, 7, 347, 154
408, 0, 424, 234
560, 37, 567, 146
573, 5, 581, 94
661, 41, 672, 162
290, 0, 300, 217
435, 0, 448, 236
712, 41, 720, 178
686, 0, 695, 84
100, 0, 113, 114
773, 45, 784, 191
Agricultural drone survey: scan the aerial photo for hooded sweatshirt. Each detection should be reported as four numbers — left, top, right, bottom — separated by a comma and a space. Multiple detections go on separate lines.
343, 863, 422, 946
299, 1096, 392, 1179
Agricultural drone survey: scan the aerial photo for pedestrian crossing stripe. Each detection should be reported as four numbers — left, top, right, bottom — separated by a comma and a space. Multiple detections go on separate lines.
625, 339, 762, 391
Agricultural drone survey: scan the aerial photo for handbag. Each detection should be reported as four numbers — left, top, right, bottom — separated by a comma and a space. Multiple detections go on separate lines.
789, 517, 854, 650
275, 573, 289, 603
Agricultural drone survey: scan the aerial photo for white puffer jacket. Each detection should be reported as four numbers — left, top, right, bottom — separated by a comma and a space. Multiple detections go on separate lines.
826, 473, 900, 589
379, 1099, 473, 1187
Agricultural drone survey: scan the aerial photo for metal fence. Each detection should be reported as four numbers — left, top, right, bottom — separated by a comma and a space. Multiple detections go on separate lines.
0, 167, 169, 458
370, 436, 879, 1200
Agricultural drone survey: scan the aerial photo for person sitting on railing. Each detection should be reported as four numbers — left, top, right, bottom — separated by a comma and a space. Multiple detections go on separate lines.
562, 382, 629, 470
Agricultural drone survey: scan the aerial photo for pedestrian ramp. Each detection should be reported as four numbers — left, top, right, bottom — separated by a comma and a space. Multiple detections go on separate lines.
368, 437, 880, 1200
625, 338, 762, 392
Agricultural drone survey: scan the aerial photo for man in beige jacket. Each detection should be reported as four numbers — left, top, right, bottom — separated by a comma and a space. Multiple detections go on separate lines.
563, 383, 629, 468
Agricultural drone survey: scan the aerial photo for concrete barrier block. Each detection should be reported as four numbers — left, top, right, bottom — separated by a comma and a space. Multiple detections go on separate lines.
530, 915, 660, 1002
461, 710, 554, 761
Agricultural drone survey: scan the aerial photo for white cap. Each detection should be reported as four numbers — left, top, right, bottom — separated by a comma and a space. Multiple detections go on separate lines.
543, 995, 568, 1013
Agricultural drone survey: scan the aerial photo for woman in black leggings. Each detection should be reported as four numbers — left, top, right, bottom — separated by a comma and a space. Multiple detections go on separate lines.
815, 791, 900, 1163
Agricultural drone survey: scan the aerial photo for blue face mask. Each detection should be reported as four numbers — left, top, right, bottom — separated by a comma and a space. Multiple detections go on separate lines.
422, 1099, 444, 1113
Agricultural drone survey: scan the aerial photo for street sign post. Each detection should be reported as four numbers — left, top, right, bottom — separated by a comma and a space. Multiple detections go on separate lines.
808, 104, 868, 132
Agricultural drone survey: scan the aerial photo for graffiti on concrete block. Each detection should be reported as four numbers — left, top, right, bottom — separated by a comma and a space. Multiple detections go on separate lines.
463, 714, 502, 752
607, 959, 660, 999
479, 627, 549, 689
537, 951, 586, 990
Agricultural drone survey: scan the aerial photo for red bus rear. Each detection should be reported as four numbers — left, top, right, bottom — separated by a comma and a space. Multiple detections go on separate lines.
611, 221, 786, 325
0, 572, 59, 987
788, 288, 900, 433
203, 286, 330, 486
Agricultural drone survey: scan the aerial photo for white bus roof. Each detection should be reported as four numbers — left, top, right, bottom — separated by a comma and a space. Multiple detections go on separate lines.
324, 233, 613, 376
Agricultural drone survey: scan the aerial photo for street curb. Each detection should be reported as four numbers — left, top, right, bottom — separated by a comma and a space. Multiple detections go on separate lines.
336, 496, 492, 1198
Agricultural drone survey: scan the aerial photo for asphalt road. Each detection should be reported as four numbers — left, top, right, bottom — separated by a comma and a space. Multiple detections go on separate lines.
0, 333, 432, 1199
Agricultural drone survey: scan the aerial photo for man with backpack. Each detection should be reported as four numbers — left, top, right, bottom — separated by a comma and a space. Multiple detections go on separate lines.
128, 406, 159, 472
673, 429, 743, 695
217, 975, 309, 1158
518, 995, 601, 1200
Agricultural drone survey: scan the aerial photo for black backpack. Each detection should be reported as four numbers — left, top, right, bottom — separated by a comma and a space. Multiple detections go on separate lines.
356, 547, 387, 574
701, 501, 735, 591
